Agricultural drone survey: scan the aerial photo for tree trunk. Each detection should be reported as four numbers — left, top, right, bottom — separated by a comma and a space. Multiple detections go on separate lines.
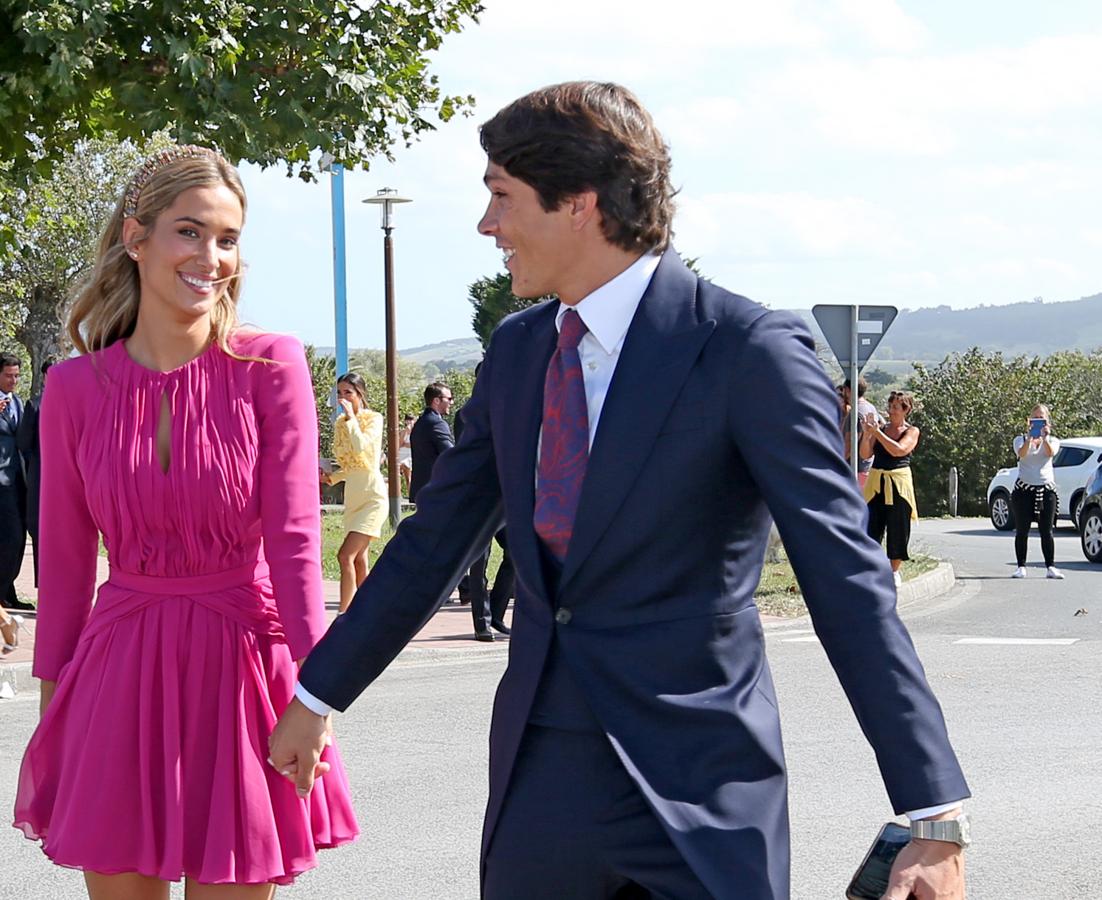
14, 282, 68, 398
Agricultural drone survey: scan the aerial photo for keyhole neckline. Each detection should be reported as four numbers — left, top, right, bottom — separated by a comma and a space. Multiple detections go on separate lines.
119, 338, 216, 377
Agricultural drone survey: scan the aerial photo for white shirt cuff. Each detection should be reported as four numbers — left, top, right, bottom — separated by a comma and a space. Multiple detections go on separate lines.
905, 801, 964, 822
294, 682, 334, 717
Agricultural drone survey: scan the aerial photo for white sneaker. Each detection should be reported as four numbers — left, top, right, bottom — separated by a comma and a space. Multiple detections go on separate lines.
1011, 567, 1026, 578
892, 571, 903, 588
1046, 566, 1064, 580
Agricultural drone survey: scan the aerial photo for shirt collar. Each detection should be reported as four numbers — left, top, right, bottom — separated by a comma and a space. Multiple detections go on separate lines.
554, 251, 661, 355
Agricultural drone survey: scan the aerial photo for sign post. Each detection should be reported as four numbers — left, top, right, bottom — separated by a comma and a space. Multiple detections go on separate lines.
812, 305, 898, 475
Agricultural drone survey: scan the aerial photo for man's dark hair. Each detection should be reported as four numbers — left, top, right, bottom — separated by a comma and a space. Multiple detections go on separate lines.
424, 382, 451, 407
0, 353, 20, 370
843, 376, 868, 398
480, 81, 675, 253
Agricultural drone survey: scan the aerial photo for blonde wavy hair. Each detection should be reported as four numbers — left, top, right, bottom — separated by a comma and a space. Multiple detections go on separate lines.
68, 147, 248, 356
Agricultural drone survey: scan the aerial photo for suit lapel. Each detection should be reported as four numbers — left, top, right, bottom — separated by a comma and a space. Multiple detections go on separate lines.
559, 252, 716, 591
500, 303, 558, 603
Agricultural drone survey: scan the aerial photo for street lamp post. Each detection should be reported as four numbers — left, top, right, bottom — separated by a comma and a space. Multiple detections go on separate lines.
363, 188, 412, 529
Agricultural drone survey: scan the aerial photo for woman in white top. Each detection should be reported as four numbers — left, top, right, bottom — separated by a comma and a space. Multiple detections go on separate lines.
1010, 403, 1063, 579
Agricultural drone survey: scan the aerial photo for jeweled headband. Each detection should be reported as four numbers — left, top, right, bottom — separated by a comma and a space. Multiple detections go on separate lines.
123, 145, 219, 218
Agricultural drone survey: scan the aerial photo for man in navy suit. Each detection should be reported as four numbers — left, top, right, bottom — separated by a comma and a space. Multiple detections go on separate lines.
271, 82, 969, 899
0, 353, 30, 611
408, 381, 455, 504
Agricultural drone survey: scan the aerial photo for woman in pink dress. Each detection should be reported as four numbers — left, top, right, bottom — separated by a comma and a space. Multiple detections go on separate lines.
13, 146, 358, 898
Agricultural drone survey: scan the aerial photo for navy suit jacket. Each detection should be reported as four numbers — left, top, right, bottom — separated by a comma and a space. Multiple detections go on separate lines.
301, 251, 968, 898
408, 407, 454, 503
0, 393, 25, 490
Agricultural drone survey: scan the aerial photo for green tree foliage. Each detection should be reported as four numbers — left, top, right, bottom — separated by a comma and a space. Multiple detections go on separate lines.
0, 0, 482, 186
468, 271, 547, 350
907, 348, 1102, 516
304, 343, 335, 458
0, 132, 173, 395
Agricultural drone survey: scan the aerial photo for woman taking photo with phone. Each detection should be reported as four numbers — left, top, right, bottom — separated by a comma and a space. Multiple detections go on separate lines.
860, 390, 920, 588
14, 145, 357, 898
1010, 403, 1063, 579
321, 372, 388, 613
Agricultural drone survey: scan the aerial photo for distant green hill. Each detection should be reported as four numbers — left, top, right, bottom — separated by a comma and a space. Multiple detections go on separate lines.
800, 292, 1102, 365
319, 291, 1102, 376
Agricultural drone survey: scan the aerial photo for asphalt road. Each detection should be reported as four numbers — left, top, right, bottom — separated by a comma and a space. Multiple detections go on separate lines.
0, 518, 1097, 899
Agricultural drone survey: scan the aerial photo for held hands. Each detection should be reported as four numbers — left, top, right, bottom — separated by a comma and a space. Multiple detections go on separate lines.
268, 697, 333, 798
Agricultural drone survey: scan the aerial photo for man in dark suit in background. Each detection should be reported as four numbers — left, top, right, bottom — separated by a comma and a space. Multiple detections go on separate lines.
16, 358, 53, 586
0, 353, 31, 612
272, 83, 969, 899
408, 381, 454, 504
455, 365, 516, 642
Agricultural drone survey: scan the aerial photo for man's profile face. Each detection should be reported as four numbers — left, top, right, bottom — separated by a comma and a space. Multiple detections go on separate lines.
0, 365, 19, 394
431, 389, 454, 415
477, 162, 575, 300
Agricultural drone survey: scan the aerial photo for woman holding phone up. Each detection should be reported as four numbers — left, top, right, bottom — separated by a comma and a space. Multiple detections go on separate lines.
1010, 404, 1063, 579
860, 390, 920, 588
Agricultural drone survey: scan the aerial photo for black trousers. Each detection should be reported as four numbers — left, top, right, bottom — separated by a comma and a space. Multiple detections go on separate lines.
470, 528, 515, 633
866, 489, 912, 561
483, 725, 712, 900
1012, 484, 1057, 567
0, 484, 26, 607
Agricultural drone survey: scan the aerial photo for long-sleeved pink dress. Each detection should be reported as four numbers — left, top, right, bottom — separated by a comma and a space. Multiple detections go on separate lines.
13, 332, 358, 885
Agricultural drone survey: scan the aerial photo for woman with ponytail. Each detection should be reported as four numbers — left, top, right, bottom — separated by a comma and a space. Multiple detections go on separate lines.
14, 146, 358, 898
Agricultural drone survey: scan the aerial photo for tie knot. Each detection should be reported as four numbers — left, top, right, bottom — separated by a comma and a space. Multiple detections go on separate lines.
558, 309, 588, 350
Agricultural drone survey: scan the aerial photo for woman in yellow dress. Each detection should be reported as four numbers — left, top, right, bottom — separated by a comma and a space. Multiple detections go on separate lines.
322, 373, 388, 612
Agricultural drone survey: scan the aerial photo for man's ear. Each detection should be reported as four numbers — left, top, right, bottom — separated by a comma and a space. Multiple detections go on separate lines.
568, 190, 601, 232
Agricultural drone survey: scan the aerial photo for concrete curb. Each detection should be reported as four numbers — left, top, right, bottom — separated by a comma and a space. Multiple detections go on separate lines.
762, 561, 957, 631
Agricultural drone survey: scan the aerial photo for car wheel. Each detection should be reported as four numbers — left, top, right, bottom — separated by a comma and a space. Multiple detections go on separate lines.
1082, 507, 1102, 564
1071, 492, 1085, 532
989, 490, 1014, 531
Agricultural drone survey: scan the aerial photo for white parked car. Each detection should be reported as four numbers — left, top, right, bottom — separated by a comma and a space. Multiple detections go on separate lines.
986, 437, 1102, 531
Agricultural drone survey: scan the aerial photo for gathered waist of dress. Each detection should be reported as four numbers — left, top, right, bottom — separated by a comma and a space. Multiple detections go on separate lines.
107, 559, 271, 595
88, 559, 284, 640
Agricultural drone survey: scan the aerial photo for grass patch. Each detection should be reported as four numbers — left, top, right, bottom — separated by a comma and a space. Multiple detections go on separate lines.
755, 551, 940, 618
320, 510, 507, 583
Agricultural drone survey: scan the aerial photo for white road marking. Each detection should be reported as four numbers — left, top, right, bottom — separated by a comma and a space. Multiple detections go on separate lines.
781, 636, 821, 643
953, 637, 1079, 646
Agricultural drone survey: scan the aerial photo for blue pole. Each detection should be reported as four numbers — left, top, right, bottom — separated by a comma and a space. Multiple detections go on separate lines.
331, 163, 349, 378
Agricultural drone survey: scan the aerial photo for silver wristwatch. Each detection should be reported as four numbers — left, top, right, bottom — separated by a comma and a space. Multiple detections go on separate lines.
910, 813, 972, 848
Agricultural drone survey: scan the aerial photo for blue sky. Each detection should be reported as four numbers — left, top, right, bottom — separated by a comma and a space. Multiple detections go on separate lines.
234, 0, 1102, 351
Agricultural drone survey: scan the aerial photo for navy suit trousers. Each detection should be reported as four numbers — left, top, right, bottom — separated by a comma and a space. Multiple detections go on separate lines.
483, 724, 712, 900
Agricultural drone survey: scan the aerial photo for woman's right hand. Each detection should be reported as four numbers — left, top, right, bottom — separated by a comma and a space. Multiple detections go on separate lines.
338, 399, 355, 418
39, 680, 57, 720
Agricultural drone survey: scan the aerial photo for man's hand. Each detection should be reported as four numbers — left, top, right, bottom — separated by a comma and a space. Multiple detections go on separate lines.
268, 697, 332, 798
883, 836, 965, 899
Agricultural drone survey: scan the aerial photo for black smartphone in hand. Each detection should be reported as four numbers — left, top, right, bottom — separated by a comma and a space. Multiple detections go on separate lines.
846, 822, 914, 899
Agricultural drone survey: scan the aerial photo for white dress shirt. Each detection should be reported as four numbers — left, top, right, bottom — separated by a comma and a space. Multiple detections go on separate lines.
292, 252, 964, 822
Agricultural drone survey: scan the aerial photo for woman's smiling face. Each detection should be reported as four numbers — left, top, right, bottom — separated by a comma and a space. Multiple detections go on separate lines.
132, 184, 243, 326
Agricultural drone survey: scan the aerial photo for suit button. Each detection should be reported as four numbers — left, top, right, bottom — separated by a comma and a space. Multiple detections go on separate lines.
554, 608, 572, 625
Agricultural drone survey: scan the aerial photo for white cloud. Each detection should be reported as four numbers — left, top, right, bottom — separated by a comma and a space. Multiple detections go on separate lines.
677, 191, 910, 261
762, 32, 1102, 155
831, 0, 929, 52
483, 0, 826, 51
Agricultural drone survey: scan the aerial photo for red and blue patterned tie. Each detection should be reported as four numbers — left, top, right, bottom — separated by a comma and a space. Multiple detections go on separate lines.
534, 309, 589, 562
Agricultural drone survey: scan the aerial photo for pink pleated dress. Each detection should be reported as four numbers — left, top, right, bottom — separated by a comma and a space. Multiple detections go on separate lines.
13, 332, 359, 885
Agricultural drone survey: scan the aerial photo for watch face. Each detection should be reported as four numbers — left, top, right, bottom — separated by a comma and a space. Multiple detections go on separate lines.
957, 815, 972, 847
